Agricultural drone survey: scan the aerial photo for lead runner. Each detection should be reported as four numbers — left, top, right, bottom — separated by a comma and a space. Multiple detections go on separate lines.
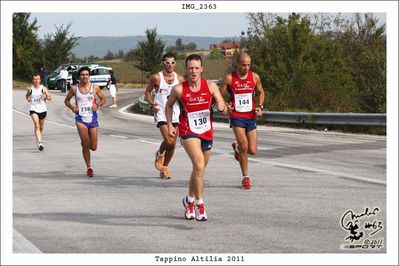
165, 54, 228, 221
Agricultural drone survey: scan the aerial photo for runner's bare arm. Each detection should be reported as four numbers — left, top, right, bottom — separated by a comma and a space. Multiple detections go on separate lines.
144, 74, 160, 111
25, 87, 32, 102
253, 73, 265, 116
219, 74, 231, 98
43, 87, 52, 101
93, 85, 106, 111
165, 85, 182, 137
209, 81, 228, 115
64, 86, 78, 113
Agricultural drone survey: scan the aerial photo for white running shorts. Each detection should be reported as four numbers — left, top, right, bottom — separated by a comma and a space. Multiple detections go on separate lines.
109, 85, 117, 97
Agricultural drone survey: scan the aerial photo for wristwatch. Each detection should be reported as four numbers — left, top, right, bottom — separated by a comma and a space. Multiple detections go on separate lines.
258, 105, 264, 110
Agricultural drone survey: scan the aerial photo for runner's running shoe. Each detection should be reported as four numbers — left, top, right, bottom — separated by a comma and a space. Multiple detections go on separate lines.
231, 141, 239, 161
182, 196, 195, 220
87, 167, 94, 178
38, 142, 44, 151
241, 176, 251, 190
195, 203, 208, 221
160, 166, 171, 179
154, 151, 164, 171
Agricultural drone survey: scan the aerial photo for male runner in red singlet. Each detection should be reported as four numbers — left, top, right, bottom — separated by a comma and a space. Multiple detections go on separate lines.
145, 53, 184, 179
165, 54, 228, 221
219, 52, 265, 190
64, 67, 106, 178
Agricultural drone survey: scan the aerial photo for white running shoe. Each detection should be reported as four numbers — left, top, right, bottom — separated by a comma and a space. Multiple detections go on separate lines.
195, 203, 208, 221
182, 196, 195, 220
38, 142, 44, 151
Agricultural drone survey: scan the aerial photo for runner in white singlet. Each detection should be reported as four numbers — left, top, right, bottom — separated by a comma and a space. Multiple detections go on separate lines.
26, 73, 52, 151
64, 66, 106, 178
144, 53, 184, 179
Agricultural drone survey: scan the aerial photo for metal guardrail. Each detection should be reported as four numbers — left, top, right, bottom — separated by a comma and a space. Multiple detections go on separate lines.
138, 96, 386, 127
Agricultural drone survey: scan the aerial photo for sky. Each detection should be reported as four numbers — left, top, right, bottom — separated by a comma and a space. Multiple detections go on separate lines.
31, 13, 249, 38
30, 12, 386, 39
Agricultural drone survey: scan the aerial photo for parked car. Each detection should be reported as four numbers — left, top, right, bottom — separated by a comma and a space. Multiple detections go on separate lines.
46, 64, 92, 90
88, 66, 112, 89
46, 64, 112, 90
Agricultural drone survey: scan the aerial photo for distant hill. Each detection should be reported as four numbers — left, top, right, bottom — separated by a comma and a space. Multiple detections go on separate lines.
71, 35, 240, 58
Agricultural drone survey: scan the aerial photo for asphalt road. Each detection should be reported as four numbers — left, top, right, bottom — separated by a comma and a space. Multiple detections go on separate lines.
12, 88, 386, 254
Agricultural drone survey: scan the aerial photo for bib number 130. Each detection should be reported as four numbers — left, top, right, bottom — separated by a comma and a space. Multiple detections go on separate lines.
188, 110, 211, 134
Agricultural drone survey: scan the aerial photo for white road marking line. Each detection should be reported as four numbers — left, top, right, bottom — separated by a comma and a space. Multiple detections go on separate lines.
215, 150, 385, 186
109, 134, 129, 139
13, 228, 42, 253
137, 139, 160, 145
13, 109, 76, 129
14, 108, 385, 185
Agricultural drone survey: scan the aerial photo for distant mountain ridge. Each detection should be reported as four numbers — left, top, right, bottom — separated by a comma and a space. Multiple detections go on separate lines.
71, 35, 240, 58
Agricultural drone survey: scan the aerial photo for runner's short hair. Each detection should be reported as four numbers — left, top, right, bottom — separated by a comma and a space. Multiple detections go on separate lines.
185, 54, 202, 67
163, 53, 176, 61
78, 66, 91, 76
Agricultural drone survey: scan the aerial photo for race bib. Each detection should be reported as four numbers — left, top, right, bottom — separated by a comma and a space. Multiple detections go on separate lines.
234, 93, 252, 112
188, 109, 211, 134
79, 102, 93, 122
33, 97, 42, 103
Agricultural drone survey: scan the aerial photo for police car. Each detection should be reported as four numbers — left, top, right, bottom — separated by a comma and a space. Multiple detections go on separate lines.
88, 65, 112, 89
47, 64, 112, 90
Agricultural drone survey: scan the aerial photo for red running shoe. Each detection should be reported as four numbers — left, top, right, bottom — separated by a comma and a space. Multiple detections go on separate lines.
231, 141, 239, 161
86, 167, 94, 178
241, 176, 251, 190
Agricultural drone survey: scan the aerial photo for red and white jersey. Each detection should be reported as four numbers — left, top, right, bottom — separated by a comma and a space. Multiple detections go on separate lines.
179, 78, 213, 140
229, 71, 256, 120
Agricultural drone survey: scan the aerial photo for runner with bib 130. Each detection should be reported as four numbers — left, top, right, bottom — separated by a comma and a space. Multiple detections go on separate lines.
219, 52, 265, 190
165, 54, 228, 221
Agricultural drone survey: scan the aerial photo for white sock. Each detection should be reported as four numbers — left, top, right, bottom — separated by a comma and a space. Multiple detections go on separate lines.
157, 150, 165, 156
187, 195, 194, 203
195, 199, 204, 205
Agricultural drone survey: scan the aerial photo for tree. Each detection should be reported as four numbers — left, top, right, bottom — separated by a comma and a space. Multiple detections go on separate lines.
208, 48, 224, 60
104, 50, 115, 60
185, 42, 197, 51
13, 13, 42, 80
41, 23, 79, 71
175, 38, 184, 51
241, 12, 386, 113
132, 28, 165, 77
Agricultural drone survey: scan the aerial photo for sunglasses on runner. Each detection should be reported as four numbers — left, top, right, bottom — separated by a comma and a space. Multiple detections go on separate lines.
163, 61, 176, 65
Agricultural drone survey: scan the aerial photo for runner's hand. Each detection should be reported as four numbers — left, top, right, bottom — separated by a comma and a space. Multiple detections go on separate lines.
255, 107, 263, 117
168, 126, 176, 138
151, 103, 160, 113
72, 106, 79, 113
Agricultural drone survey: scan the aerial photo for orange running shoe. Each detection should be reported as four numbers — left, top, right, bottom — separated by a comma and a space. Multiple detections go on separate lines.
154, 151, 164, 171
160, 166, 171, 179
